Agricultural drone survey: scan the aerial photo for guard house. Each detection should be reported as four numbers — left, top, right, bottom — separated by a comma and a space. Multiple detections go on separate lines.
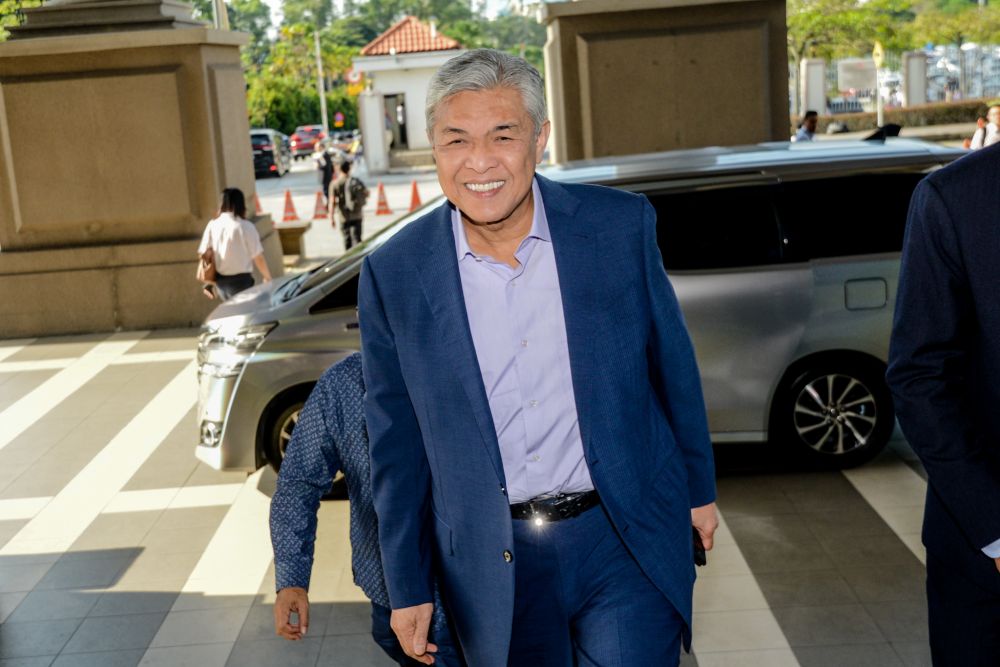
354, 16, 464, 171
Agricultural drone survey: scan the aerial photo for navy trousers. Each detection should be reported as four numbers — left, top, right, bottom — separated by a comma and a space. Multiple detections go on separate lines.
926, 550, 1000, 667
507, 504, 683, 667
214, 272, 254, 301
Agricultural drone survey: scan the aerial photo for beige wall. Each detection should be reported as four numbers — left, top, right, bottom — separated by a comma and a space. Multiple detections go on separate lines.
0, 28, 282, 338
543, 0, 788, 162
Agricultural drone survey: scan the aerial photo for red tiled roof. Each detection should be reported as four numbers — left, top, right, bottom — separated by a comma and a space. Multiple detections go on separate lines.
360, 16, 462, 56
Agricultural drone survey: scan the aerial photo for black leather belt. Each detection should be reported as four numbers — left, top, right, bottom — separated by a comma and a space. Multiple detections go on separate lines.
510, 490, 600, 522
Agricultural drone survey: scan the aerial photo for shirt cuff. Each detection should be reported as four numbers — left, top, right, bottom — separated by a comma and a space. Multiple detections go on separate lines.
981, 537, 1000, 559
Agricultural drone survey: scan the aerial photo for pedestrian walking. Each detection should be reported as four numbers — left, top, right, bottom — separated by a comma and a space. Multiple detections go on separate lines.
969, 106, 1000, 149
328, 160, 368, 251
793, 110, 818, 142
197, 188, 271, 301
269, 353, 464, 666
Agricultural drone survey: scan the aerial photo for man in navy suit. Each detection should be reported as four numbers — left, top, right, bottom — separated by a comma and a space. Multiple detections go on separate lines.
359, 49, 718, 667
887, 148, 1000, 665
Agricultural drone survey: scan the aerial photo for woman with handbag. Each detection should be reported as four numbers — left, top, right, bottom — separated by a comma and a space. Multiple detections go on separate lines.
197, 188, 271, 300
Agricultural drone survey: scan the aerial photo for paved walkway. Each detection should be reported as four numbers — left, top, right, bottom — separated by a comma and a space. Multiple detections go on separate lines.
0, 330, 934, 666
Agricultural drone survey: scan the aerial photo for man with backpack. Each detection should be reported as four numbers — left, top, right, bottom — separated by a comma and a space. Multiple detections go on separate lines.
328, 159, 368, 251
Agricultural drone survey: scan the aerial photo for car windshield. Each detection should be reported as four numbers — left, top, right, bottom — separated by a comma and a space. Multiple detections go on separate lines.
285, 195, 447, 300
296, 127, 321, 136
250, 134, 270, 146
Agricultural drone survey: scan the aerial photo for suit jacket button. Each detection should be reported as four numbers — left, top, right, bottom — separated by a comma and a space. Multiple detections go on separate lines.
503, 550, 513, 563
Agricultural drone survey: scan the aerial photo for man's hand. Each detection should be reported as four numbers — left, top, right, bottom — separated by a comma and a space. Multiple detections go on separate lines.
390, 603, 437, 664
274, 587, 310, 641
692, 502, 720, 551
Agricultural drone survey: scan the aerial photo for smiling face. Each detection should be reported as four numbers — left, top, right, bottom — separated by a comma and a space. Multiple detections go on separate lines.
430, 87, 550, 232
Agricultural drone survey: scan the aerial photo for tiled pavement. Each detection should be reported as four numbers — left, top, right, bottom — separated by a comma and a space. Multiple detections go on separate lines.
0, 331, 932, 666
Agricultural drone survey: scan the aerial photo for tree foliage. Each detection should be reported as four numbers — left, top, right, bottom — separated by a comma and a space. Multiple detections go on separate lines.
0, 0, 43, 41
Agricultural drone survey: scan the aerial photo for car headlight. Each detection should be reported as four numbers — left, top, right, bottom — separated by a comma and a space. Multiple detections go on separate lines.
198, 321, 277, 378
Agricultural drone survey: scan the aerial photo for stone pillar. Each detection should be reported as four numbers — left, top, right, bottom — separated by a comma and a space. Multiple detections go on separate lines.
799, 58, 827, 117
0, 27, 283, 338
902, 51, 927, 107
358, 88, 390, 175
542, 0, 789, 162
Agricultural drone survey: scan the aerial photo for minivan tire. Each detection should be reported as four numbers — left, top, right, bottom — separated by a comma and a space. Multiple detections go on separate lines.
771, 360, 894, 469
264, 401, 304, 473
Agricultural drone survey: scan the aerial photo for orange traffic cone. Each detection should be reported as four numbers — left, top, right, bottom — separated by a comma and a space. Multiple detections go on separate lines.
253, 191, 262, 216
312, 191, 328, 220
408, 180, 422, 212
375, 182, 393, 215
281, 190, 300, 223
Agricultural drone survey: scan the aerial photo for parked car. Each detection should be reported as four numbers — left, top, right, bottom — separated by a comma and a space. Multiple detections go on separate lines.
290, 124, 326, 159
250, 129, 291, 178
195, 138, 964, 474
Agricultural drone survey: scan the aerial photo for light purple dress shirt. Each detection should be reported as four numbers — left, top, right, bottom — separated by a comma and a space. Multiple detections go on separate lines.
452, 178, 594, 504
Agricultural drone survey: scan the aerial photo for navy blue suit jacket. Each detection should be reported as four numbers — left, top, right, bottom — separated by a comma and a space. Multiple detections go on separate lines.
359, 175, 717, 666
887, 147, 1000, 582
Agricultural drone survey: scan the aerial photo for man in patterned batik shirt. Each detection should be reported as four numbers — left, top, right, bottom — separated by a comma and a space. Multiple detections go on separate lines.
269, 353, 461, 666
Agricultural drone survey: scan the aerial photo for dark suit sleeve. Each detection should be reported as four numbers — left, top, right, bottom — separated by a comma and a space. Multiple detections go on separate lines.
639, 196, 717, 508
358, 257, 434, 609
887, 179, 1000, 551
269, 379, 343, 591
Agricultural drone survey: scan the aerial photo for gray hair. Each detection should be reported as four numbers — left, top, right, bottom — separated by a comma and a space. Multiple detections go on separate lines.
426, 49, 547, 140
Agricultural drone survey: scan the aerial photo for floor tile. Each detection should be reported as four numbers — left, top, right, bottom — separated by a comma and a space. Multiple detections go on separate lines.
693, 544, 752, 578
6, 589, 99, 623
89, 591, 180, 618
35, 555, 133, 591
694, 574, 769, 612
62, 612, 167, 653
0, 657, 56, 667
724, 515, 815, 545
863, 601, 929, 642
800, 506, 893, 541
694, 648, 799, 667
820, 534, 922, 569
840, 563, 926, 603
692, 610, 789, 652
226, 637, 322, 667
0, 561, 51, 593
150, 606, 250, 648
754, 570, 858, 608
739, 539, 837, 574
322, 602, 375, 637
0, 619, 81, 659
137, 643, 233, 666
316, 634, 396, 667
792, 643, 904, 667
771, 604, 885, 647
51, 650, 144, 667
138, 524, 218, 556
0, 591, 27, 624
891, 640, 933, 667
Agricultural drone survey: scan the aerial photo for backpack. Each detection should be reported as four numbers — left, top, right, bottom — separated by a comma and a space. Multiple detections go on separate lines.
339, 176, 368, 218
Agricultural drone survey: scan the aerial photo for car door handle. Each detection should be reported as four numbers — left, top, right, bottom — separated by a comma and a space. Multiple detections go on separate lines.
344, 322, 360, 331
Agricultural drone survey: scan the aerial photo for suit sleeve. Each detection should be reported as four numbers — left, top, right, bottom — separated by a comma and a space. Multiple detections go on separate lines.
886, 178, 1000, 552
358, 257, 434, 609
640, 196, 717, 508
269, 380, 343, 591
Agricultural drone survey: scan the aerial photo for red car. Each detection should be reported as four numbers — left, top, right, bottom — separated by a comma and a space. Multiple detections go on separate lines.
289, 125, 326, 159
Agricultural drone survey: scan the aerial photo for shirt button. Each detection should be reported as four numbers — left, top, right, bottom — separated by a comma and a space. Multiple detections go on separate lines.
503, 550, 513, 563
521, 340, 528, 347
532, 454, 541, 462
529, 400, 538, 408
511, 280, 516, 286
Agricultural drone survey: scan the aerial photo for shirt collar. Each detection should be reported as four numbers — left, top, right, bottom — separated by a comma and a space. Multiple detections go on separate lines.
454, 177, 549, 261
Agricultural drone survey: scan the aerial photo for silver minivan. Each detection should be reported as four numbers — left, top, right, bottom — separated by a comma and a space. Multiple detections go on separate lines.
195, 138, 963, 473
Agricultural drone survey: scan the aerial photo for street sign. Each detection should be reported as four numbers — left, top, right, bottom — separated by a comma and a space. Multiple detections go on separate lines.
873, 41, 885, 68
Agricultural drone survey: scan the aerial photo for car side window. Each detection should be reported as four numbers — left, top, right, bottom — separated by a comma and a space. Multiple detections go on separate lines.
309, 274, 360, 315
777, 172, 926, 260
645, 185, 783, 271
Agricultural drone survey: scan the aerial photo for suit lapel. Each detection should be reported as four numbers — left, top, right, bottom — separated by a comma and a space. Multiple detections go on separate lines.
415, 204, 507, 486
537, 176, 597, 455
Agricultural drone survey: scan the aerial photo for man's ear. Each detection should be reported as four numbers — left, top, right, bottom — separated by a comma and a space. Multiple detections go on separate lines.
535, 120, 551, 163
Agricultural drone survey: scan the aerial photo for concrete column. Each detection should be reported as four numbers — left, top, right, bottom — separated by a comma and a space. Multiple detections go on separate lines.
0, 28, 282, 337
800, 58, 827, 115
359, 89, 390, 175
902, 51, 927, 107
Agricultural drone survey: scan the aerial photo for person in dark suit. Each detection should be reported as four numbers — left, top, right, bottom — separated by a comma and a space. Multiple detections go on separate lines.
269, 354, 462, 666
358, 49, 718, 667
886, 147, 1000, 666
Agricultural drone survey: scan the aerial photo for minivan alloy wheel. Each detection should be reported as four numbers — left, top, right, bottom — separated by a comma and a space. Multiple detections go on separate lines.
793, 373, 876, 454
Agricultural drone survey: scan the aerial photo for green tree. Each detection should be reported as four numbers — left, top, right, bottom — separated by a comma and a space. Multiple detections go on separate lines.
281, 0, 334, 28
911, 6, 1000, 46
0, 0, 43, 41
